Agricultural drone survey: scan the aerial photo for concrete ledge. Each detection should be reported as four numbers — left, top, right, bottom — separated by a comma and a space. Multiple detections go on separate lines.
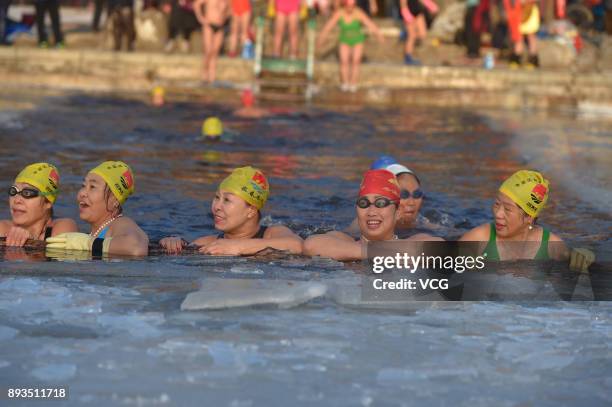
1, 47, 612, 110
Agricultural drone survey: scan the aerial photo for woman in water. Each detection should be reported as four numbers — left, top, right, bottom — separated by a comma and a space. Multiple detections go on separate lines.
305, 169, 440, 261
160, 166, 303, 255
316, 0, 383, 92
460, 170, 594, 270
346, 158, 434, 239
46, 161, 149, 257
1, 163, 77, 246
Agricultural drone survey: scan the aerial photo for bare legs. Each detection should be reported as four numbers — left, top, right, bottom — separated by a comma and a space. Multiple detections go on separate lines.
339, 43, 363, 91
202, 25, 225, 82
273, 12, 299, 58
403, 14, 426, 63
229, 11, 251, 56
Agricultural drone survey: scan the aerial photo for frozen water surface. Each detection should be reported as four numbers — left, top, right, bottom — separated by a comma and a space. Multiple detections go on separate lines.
0, 92, 610, 405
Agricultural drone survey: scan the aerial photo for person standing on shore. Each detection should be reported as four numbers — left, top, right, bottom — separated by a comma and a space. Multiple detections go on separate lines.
108, 0, 136, 51
317, 0, 383, 92
399, 0, 438, 65
227, 0, 251, 58
271, 0, 301, 58
194, 0, 230, 83
165, 0, 200, 53
35, 0, 65, 48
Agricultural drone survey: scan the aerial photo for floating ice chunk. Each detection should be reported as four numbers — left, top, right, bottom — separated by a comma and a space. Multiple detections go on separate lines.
97, 312, 165, 338
229, 265, 265, 275
181, 279, 326, 310
0, 326, 19, 340
31, 363, 77, 382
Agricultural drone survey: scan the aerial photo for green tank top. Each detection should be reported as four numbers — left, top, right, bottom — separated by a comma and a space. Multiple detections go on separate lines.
483, 223, 550, 261
338, 17, 365, 46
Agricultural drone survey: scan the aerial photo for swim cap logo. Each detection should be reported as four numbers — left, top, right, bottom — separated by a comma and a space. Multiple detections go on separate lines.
48, 169, 59, 190
250, 172, 268, 193
530, 183, 547, 204
121, 170, 134, 190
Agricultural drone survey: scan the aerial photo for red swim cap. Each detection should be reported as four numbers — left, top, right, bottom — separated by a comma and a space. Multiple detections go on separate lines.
358, 169, 400, 202
241, 89, 254, 108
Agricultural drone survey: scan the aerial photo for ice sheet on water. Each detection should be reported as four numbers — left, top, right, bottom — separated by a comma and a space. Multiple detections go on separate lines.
0, 325, 19, 340
31, 363, 77, 382
0, 111, 25, 130
97, 313, 165, 338
181, 278, 327, 310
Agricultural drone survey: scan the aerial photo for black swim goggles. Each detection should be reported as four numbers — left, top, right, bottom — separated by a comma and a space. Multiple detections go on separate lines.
8, 185, 41, 199
356, 197, 398, 209
400, 189, 424, 200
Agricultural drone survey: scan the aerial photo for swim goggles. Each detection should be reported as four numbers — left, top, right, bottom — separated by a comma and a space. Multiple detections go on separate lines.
400, 189, 424, 200
356, 197, 398, 209
8, 185, 42, 199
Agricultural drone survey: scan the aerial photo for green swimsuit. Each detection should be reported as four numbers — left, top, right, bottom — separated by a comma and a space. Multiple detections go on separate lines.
338, 16, 365, 46
483, 223, 550, 260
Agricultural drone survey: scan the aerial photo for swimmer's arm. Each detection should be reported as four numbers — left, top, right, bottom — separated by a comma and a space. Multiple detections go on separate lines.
191, 235, 217, 247
0, 220, 11, 237
106, 219, 149, 257
458, 224, 490, 242
50, 218, 78, 236
220, 226, 303, 255
304, 231, 364, 261
547, 232, 569, 261
317, 10, 342, 46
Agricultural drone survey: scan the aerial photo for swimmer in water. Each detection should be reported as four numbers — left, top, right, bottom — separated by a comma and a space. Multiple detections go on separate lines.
160, 166, 303, 255
46, 161, 149, 257
233, 89, 271, 119
0, 163, 77, 246
304, 169, 442, 261
459, 170, 594, 271
345, 158, 438, 239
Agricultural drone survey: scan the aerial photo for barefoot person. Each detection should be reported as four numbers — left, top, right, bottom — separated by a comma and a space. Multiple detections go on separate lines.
46, 161, 149, 257
271, 0, 301, 58
459, 170, 594, 271
194, 0, 230, 82
317, 0, 383, 91
228, 0, 251, 57
160, 166, 303, 255
304, 169, 441, 261
0, 163, 77, 246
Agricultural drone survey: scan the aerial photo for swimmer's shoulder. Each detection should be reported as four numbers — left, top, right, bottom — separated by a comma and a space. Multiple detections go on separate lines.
50, 218, 78, 236
459, 223, 491, 242
263, 225, 301, 239
108, 216, 147, 238
0, 220, 11, 236
192, 235, 217, 247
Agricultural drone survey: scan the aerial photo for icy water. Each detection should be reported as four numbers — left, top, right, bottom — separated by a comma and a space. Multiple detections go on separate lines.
0, 90, 611, 406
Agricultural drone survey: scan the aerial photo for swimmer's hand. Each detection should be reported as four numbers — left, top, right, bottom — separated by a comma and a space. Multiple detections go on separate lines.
46, 233, 92, 251
199, 239, 243, 256
569, 248, 595, 273
5, 226, 33, 247
159, 236, 188, 254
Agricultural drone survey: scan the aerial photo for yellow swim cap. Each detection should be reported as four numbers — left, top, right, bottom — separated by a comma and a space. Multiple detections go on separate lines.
152, 86, 165, 97
499, 170, 549, 218
89, 161, 135, 205
15, 163, 60, 204
202, 117, 223, 138
219, 166, 269, 210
